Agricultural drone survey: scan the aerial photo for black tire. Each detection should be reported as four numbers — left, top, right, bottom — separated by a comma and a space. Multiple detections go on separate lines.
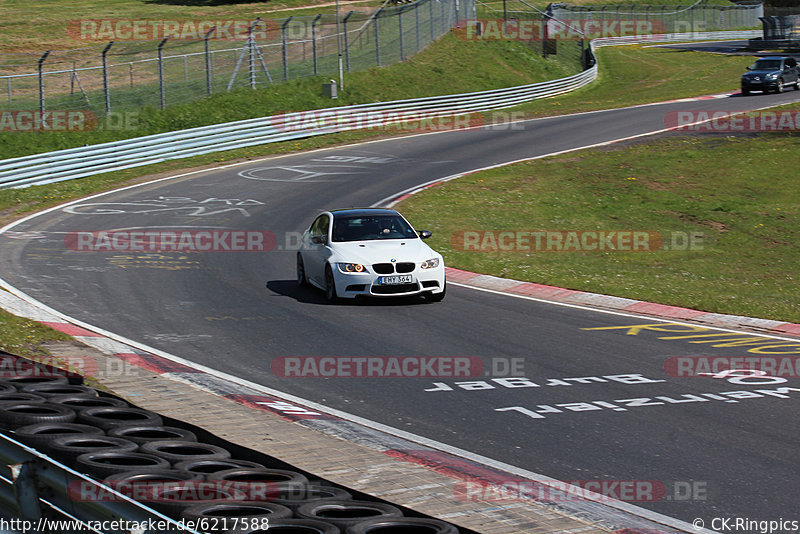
297, 253, 309, 287
208, 468, 309, 500
21, 383, 97, 398
344, 517, 459, 534
295, 500, 402, 529
49, 394, 128, 411
139, 440, 232, 464
0, 375, 69, 390
174, 459, 266, 476
426, 282, 446, 303
0, 402, 76, 430
0, 393, 47, 404
13, 422, 104, 449
795, 80, 800, 90
77, 406, 163, 430
741, 88, 749, 96
143, 479, 250, 517
101, 470, 206, 510
74, 451, 171, 478
272, 484, 352, 512
45, 435, 138, 466
226, 518, 341, 534
181, 501, 292, 533
324, 265, 339, 303
108, 425, 197, 445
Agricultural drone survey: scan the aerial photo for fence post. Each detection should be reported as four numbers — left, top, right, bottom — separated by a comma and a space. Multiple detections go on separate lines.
311, 14, 322, 76
102, 41, 114, 115
399, 7, 405, 61
343, 11, 354, 72
375, 8, 383, 67
429, 0, 435, 41
205, 26, 216, 95
415, 3, 421, 54
158, 37, 169, 110
37, 51, 51, 115
282, 17, 293, 81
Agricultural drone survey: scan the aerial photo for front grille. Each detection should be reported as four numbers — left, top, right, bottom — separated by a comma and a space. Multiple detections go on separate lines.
396, 262, 415, 273
371, 283, 419, 295
372, 263, 394, 274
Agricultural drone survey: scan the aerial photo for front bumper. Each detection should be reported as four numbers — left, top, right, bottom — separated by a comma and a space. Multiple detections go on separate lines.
332, 265, 446, 298
741, 78, 779, 92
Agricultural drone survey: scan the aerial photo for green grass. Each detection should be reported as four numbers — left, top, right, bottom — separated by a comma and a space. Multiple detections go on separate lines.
397, 133, 800, 323
0, 0, 383, 52
0, 305, 72, 358
509, 44, 754, 117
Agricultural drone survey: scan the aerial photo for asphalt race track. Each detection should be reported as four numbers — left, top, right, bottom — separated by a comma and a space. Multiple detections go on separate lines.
2, 88, 800, 529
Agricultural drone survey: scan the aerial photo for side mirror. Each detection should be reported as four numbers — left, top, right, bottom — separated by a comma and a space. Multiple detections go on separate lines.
745, 66, 751, 71
419, 230, 432, 239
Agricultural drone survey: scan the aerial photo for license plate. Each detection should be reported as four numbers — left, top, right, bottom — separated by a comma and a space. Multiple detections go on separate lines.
378, 275, 413, 285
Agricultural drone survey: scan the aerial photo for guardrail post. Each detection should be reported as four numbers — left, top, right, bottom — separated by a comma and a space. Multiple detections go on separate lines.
312, 14, 322, 76
343, 12, 354, 72
158, 37, 169, 110
10, 462, 43, 522
282, 17, 293, 81
37, 51, 51, 116
205, 26, 216, 96
102, 41, 114, 115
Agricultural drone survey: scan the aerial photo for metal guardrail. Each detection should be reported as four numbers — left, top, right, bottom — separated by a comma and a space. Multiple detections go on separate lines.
0, 31, 759, 190
0, 432, 200, 534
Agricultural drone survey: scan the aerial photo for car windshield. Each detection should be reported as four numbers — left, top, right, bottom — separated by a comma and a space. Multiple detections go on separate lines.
332, 214, 418, 242
752, 60, 782, 71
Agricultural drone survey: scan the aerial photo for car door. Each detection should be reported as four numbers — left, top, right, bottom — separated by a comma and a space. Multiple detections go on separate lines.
788, 59, 800, 84
304, 214, 330, 285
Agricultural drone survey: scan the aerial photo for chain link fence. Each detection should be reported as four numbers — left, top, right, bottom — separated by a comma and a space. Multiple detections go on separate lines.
0, 0, 474, 116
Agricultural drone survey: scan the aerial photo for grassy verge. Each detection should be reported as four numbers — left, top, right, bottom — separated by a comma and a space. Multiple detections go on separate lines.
0, 305, 72, 358
397, 132, 800, 323
509, 43, 754, 117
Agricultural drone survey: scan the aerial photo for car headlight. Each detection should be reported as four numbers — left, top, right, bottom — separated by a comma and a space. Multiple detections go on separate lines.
420, 258, 440, 269
766, 73, 778, 80
338, 263, 366, 273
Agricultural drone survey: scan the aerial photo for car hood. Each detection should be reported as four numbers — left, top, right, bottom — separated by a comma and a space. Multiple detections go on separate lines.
331, 239, 439, 265
743, 69, 781, 78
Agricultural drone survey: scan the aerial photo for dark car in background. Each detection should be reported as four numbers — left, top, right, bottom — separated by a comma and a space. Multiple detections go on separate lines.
741, 56, 800, 95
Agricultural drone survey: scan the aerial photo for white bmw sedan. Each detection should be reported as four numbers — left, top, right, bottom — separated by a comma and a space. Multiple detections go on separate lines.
296, 208, 446, 302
